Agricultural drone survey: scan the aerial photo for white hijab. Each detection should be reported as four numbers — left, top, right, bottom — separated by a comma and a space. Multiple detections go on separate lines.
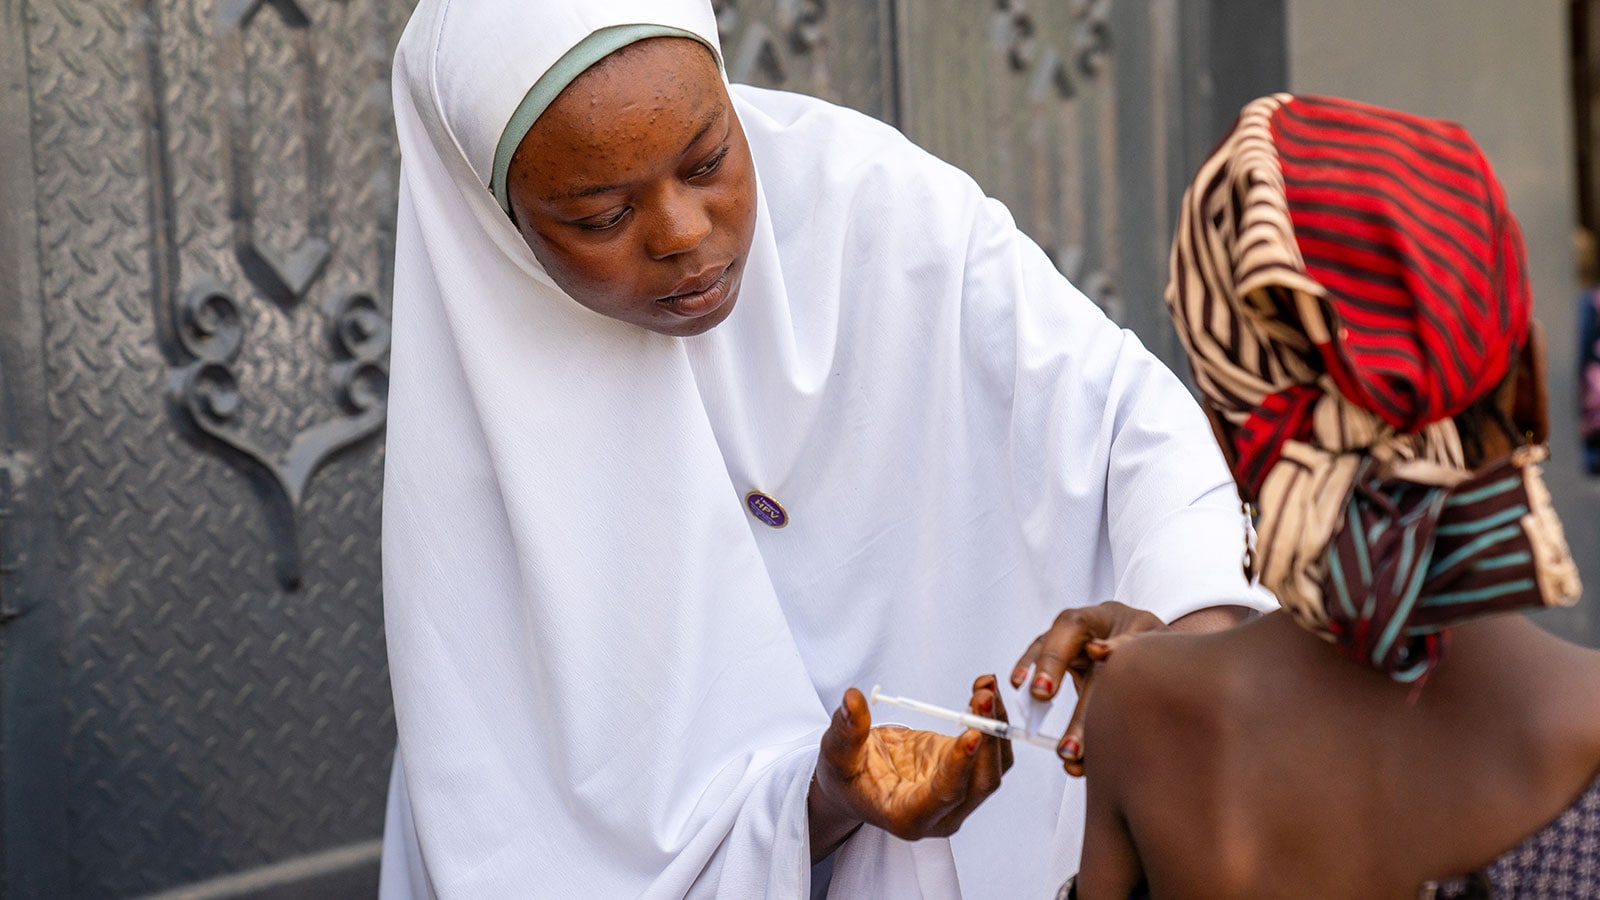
380, 1, 1264, 896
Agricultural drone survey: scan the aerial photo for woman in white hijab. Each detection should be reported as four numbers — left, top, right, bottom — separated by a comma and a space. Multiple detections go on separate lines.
379, 1, 1267, 897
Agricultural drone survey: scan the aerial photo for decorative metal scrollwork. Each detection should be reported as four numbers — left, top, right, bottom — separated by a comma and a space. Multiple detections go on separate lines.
171, 280, 389, 589
713, 0, 829, 88
992, 0, 1119, 316
174, 284, 247, 429
218, 0, 330, 305
1071, 0, 1112, 79
994, 0, 1112, 101
326, 291, 391, 419
155, 1, 390, 589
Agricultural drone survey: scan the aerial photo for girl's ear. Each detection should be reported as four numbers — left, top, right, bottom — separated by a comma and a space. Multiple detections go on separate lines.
1511, 319, 1550, 446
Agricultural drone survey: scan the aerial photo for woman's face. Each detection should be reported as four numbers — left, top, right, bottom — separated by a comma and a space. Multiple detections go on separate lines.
506, 38, 757, 337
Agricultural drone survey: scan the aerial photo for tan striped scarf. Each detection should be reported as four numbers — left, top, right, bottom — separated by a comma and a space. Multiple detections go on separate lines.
1167, 94, 1580, 678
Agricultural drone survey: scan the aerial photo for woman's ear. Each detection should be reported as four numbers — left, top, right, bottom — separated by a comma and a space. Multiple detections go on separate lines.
1511, 319, 1550, 446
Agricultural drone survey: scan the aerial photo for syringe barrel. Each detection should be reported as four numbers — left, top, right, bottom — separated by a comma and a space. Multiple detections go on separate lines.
870, 686, 1063, 751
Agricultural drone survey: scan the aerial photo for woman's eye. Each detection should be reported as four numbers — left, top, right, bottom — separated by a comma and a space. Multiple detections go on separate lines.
577, 208, 629, 231
690, 147, 730, 180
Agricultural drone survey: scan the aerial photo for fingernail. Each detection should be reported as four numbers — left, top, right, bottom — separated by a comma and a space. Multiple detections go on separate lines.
978, 696, 994, 715
1058, 738, 1082, 760
966, 735, 981, 755
1032, 674, 1055, 694
1011, 667, 1028, 686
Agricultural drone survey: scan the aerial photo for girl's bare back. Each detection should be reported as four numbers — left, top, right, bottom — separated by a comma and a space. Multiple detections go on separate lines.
1080, 612, 1600, 899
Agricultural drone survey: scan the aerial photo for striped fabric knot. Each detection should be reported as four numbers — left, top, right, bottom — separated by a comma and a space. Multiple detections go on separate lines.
1167, 94, 1580, 680
1322, 448, 1565, 681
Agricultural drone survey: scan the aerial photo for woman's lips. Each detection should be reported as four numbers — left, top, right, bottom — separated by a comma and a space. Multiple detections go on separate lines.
656, 262, 735, 318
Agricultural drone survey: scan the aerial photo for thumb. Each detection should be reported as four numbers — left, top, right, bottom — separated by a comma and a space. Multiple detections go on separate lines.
1086, 638, 1116, 662
821, 687, 872, 768
842, 687, 873, 738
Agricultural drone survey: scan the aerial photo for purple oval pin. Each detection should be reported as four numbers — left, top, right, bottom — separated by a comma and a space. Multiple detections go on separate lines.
744, 490, 788, 528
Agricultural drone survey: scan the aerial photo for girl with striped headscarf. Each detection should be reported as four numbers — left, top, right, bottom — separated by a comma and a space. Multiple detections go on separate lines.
1066, 96, 1600, 899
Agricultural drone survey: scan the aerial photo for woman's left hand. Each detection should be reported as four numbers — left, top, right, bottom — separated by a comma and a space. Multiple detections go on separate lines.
1012, 601, 1167, 776
1013, 601, 1254, 776
809, 675, 1012, 858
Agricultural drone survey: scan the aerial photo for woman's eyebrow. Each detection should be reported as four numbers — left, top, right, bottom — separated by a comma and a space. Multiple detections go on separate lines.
557, 181, 626, 201
549, 107, 728, 203
682, 106, 725, 154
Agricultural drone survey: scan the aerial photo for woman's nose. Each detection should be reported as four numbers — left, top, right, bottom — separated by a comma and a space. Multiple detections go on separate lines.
644, 187, 713, 259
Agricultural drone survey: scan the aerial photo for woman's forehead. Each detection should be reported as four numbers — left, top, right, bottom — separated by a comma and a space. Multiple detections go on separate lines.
536, 39, 721, 144
512, 38, 727, 187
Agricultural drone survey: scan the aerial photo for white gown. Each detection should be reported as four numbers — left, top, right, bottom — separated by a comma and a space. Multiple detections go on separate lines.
380, 1, 1268, 896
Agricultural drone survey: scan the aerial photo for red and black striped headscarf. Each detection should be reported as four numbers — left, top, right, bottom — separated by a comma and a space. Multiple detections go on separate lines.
1168, 95, 1580, 680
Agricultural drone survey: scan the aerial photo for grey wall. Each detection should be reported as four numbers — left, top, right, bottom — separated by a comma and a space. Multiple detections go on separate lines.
1287, 0, 1600, 645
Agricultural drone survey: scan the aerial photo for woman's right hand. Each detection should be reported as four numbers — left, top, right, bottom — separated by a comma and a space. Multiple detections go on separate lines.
807, 675, 1012, 862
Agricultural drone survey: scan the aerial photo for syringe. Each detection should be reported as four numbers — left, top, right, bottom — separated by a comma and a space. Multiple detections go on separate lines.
869, 685, 1063, 752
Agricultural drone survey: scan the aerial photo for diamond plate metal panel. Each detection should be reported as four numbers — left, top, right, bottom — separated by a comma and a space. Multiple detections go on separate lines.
6, 0, 409, 895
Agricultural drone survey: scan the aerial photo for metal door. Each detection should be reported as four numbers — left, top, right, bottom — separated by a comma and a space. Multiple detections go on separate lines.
715, 0, 1286, 366
1, 0, 410, 895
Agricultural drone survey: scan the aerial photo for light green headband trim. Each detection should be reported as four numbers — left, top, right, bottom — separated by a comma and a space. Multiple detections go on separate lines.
492, 24, 720, 216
